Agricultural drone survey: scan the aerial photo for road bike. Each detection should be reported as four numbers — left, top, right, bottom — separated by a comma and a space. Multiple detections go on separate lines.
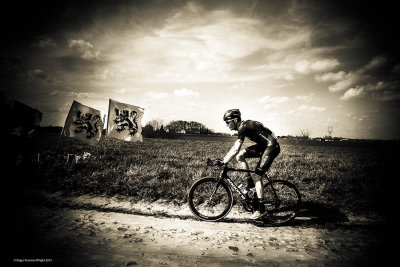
188, 159, 301, 225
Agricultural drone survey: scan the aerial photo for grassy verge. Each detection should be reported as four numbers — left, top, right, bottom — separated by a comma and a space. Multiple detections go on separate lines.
13, 131, 397, 218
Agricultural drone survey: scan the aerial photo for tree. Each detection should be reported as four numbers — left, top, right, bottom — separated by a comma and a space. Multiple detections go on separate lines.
147, 118, 164, 132
142, 124, 154, 137
159, 125, 166, 133
299, 128, 311, 139
165, 120, 212, 134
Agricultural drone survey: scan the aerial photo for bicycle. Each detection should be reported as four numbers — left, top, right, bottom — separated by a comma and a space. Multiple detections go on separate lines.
188, 158, 301, 225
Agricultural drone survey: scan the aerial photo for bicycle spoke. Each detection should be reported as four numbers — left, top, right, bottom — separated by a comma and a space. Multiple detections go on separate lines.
262, 180, 300, 225
188, 177, 233, 221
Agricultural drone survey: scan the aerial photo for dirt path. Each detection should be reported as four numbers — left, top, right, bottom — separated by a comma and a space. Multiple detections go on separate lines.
7, 191, 392, 266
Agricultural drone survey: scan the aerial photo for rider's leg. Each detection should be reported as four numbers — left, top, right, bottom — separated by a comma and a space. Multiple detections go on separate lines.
252, 174, 264, 200
250, 144, 280, 219
236, 149, 249, 171
254, 143, 281, 200
248, 174, 265, 219
236, 149, 254, 188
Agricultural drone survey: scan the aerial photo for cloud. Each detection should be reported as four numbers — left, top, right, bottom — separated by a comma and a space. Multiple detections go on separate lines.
28, 69, 53, 83
362, 55, 387, 71
322, 55, 399, 101
147, 91, 169, 99
174, 88, 199, 97
114, 88, 126, 94
295, 94, 314, 102
328, 72, 359, 92
258, 95, 290, 104
92, 69, 119, 81
258, 95, 290, 109
68, 39, 100, 60
298, 105, 326, 112
295, 59, 339, 74
340, 87, 364, 100
49, 90, 58, 96
50, 90, 97, 99
314, 71, 346, 82
65, 91, 97, 99
347, 113, 372, 121
105, 2, 315, 83
310, 59, 340, 72
33, 37, 57, 48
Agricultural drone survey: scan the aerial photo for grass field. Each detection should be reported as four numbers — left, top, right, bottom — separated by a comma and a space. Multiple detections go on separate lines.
14, 131, 397, 218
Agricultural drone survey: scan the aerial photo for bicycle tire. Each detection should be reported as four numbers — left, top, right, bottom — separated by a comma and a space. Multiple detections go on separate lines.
262, 180, 301, 225
188, 177, 233, 221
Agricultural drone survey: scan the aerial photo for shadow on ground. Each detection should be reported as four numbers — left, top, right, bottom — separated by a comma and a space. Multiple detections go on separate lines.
225, 201, 351, 227
295, 201, 349, 224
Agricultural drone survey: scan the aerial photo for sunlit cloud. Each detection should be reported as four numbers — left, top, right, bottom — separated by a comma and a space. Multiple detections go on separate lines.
294, 59, 340, 74
340, 87, 365, 100
298, 105, 326, 112
328, 73, 359, 92
258, 96, 290, 104
68, 39, 101, 60
314, 71, 346, 82
99, 3, 316, 83
174, 88, 199, 98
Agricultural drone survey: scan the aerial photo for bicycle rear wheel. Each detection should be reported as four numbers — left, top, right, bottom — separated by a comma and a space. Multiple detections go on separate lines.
188, 177, 233, 221
262, 180, 301, 225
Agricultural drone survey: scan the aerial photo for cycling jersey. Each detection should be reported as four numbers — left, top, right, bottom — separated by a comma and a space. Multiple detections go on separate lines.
237, 120, 277, 146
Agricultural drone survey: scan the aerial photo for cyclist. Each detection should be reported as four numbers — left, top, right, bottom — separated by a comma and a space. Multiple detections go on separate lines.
219, 109, 280, 219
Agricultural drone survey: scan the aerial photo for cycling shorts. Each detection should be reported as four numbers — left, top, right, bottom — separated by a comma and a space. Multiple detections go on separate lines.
244, 143, 280, 175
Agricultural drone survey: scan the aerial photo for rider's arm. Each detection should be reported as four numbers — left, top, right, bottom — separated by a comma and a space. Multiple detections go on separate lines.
222, 139, 243, 164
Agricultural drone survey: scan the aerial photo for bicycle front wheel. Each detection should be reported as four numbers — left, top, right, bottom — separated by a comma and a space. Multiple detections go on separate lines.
188, 177, 233, 221
262, 180, 301, 225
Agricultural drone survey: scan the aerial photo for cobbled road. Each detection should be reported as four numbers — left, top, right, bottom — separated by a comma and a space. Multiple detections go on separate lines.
7, 191, 392, 266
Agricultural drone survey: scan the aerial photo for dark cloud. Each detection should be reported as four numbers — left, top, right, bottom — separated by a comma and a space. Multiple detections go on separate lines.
296, 0, 399, 62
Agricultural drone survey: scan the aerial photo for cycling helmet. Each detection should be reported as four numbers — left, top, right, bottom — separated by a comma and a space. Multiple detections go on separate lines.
223, 109, 241, 121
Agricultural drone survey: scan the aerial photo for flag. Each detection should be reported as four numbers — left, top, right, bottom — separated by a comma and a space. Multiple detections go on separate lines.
106, 99, 144, 142
61, 100, 104, 145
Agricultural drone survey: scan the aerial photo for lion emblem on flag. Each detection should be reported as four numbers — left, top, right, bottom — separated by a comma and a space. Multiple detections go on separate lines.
113, 108, 138, 136
73, 110, 102, 139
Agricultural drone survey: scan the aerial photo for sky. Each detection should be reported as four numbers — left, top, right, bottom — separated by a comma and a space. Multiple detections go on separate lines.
1, 0, 399, 139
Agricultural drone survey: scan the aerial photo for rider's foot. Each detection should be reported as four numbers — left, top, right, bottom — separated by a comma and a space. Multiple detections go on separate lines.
248, 210, 265, 220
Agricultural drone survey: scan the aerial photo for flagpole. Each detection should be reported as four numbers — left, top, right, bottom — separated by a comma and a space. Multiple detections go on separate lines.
106, 99, 111, 138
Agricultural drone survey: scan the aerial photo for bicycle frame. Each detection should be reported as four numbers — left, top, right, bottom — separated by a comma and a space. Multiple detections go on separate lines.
213, 165, 277, 201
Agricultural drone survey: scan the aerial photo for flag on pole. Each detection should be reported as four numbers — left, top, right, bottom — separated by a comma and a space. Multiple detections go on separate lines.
106, 99, 144, 142
61, 100, 104, 145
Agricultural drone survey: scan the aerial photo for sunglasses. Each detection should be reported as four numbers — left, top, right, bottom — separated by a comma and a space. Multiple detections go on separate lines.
225, 119, 235, 125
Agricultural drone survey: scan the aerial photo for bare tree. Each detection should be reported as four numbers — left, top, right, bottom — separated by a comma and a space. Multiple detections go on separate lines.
147, 118, 164, 132
299, 128, 311, 139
